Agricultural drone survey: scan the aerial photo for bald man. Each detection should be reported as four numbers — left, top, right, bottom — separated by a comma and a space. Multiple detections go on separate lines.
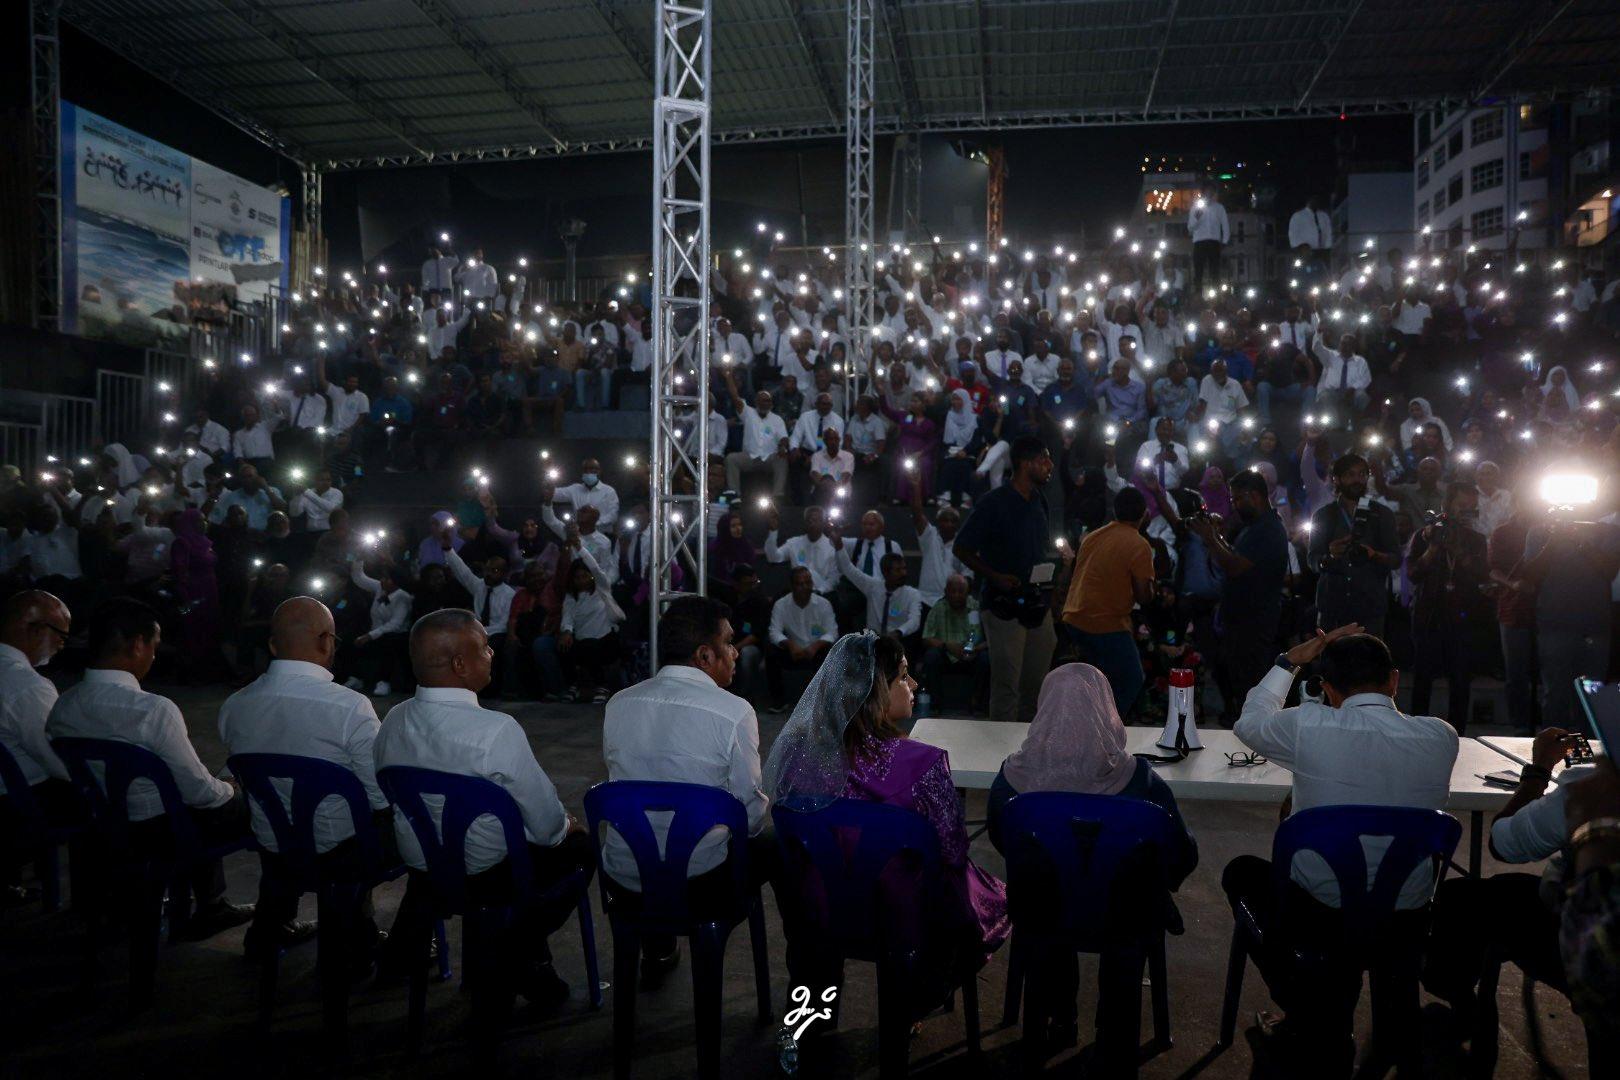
0, 590, 83, 900
373, 609, 593, 1008
218, 596, 387, 963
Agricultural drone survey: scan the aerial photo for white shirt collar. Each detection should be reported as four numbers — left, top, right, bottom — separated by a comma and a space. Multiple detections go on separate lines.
0, 642, 33, 667
81, 668, 141, 689
414, 685, 480, 706
656, 664, 719, 690
267, 659, 335, 683
1340, 692, 1398, 711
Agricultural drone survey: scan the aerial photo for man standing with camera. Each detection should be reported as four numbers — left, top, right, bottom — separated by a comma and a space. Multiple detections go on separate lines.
1518, 508, 1620, 734
1308, 453, 1402, 638
954, 436, 1061, 724
1406, 482, 1489, 734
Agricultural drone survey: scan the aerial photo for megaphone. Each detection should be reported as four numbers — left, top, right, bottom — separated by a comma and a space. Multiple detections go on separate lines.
1157, 668, 1203, 754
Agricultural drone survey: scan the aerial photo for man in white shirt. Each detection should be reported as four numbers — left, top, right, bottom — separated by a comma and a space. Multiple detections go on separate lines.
835, 541, 922, 643
789, 393, 845, 456
185, 406, 232, 458
1390, 292, 1431, 343
374, 609, 592, 1006
445, 547, 516, 694
764, 505, 839, 594
911, 502, 971, 608
1197, 359, 1250, 427
420, 245, 458, 299
555, 460, 620, 536
426, 306, 471, 358
0, 592, 81, 888
345, 557, 414, 696
1021, 338, 1060, 393
290, 470, 344, 533
982, 330, 1022, 381
47, 598, 255, 937
21, 498, 83, 586
219, 597, 387, 960
324, 372, 370, 434
1472, 462, 1513, 539
1287, 196, 1333, 257
1225, 628, 1457, 1072
454, 248, 499, 305
210, 464, 287, 531
807, 428, 855, 502
1309, 331, 1372, 417
1187, 187, 1230, 296
600, 597, 774, 981
1139, 305, 1186, 368
766, 567, 838, 711
232, 403, 276, 470
722, 377, 790, 499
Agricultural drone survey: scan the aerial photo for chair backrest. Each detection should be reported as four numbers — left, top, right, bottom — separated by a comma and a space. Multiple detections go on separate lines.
376, 765, 534, 912
0, 742, 47, 833
50, 736, 200, 852
771, 797, 941, 960
227, 753, 384, 885
1270, 804, 1462, 940
582, 780, 749, 929
999, 791, 1178, 948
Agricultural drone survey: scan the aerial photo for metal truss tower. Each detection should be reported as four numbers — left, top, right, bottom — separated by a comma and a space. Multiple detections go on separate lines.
647, 0, 712, 671
844, 0, 876, 401
31, 0, 62, 332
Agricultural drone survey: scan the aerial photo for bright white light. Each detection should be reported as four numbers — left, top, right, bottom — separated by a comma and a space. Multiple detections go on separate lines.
1540, 473, 1598, 506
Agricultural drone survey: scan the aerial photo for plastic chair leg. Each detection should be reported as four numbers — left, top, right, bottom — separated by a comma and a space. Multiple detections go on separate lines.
1001, 930, 1023, 1028
466, 909, 515, 1043
748, 899, 771, 1022
257, 931, 281, 1028
610, 920, 641, 1080
1467, 959, 1503, 1079
37, 845, 61, 912
317, 882, 364, 1035
128, 868, 167, 1010
576, 894, 602, 1009
876, 953, 916, 1079
1218, 928, 1247, 1047
691, 923, 728, 1080
433, 919, 451, 981
1149, 933, 1171, 1047
961, 965, 981, 1057
407, 926, 431, 1053
1097, 948, 1145, 1079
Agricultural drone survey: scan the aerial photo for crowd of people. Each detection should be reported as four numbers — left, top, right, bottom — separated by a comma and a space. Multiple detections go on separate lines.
4, 200, 1620, 1071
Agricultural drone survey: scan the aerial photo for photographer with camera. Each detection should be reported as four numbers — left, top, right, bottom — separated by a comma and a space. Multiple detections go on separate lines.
1518, 506, 1620, 734
1406, 482, 1488, 734
1308, 453, 1402, 638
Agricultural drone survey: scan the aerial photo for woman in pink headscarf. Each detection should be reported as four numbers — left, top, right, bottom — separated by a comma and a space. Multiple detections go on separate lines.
985, 664, 1199, 1047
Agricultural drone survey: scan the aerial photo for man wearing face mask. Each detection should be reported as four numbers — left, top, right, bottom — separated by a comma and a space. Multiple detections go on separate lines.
0, 591, 84, 901
1186, 470, 1291, 723
1308, 453, 1401, 638
1406, 482, 1489, 734
555, 459, 620, 537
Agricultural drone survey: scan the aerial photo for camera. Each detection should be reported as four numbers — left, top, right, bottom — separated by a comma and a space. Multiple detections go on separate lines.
1422, 509, 1449, 540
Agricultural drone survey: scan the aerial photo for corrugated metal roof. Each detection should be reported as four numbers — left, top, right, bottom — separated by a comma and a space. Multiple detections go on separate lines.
59, 0, 1620, 169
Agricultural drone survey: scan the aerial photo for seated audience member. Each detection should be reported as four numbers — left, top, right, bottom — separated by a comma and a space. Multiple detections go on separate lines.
344, 556, 414, 696
763, 633, 1008, 1021
728, 563, 773, 700
507, 560, 565, 701
763, 505, 839, 594
721, 375, 791, 501
600, 596, 775, 982
986, 663, 1198, 1053
444, 546, 515, 696
554, 458, 621, 537
218, 596, 395, 963
706, 512, 756, 605
559, 541, 624, 704
912, 496, 970, 609
0, 591, 82, 897
807, 428, 855, 505
46, 598, 255, 937
1225, 627, 1459, 1075
833, 537, 922, 646
919, 574, 989, 704
373, 609, 593, 1009
289, 469, 344, 535
766, 567, 837, 712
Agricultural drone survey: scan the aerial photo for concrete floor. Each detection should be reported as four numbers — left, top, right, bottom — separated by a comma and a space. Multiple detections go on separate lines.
0, 684, 1594, 1079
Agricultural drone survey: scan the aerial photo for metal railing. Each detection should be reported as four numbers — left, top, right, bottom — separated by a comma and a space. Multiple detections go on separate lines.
1, 421, 43, 471
97, 368, 149, 448
39, 393, 97, 463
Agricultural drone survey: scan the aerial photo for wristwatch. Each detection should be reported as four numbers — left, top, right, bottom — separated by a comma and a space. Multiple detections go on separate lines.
1273, 653, 1297, 675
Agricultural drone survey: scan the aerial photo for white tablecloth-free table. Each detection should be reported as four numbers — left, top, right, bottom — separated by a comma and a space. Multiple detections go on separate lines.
909, 716, 1517, 875
1477, 736, 1605, 777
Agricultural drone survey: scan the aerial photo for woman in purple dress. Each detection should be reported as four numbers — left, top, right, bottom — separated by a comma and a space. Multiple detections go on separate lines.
880, 392, 939, 505
765, 632, 1009, 1021
170, 508, 223, 675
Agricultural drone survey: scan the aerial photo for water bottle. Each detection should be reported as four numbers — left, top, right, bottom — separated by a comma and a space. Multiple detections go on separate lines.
915, 690, 932, 718
776, 1027, 799, 1075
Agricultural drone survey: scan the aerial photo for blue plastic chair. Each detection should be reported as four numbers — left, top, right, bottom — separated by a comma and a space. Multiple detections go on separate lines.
772, 797, 981, 1079
998, 793, 1179, 1068
50, 736, 252, 1005
0, 742, 85, 911
377, 765, 601, 1048
582, 781, 772, 1080
226, 753, 451, 1032
1217, 805, 1463, 1053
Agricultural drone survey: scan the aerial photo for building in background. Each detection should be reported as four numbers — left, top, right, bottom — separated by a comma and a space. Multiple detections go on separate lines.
1330, 172, 1415, 271
1133, 154, 1279, 288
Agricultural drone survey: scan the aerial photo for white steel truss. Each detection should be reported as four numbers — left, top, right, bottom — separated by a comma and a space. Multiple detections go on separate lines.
647, 0, 712, 671
844, 0, 876, 404
31, 0, 62, 331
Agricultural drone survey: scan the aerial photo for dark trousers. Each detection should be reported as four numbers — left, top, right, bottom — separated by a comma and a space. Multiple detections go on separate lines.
0, 779, 89, 887
609, 368, 649, 409
338, 633, 407, 687
129, 795, 251, 911
1423, 873, 1562, 1004
249, 807, 405, 954
1191, 239, 1223, 294
602, 833, 781, 960
1062, 626, 1144, 718
564, 632, 621, 691
1222, 854, 1430, 1078
1216, 616, 1276, 723
938, 456, 975, 502
766, 643, 825, 704
1411, 619, 1474, 734
921, 645, 990, 705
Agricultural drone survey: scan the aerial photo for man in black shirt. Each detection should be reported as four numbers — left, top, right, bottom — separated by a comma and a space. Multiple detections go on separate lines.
728, 564, 774, 700
1188, 468, 1291, 724
1307, 453, 1401, 637
954, 436, 1060, 723
1407, 482, 1488, 733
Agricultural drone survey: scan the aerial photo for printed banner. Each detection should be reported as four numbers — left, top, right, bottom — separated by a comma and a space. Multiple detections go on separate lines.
60, 102, 290, 347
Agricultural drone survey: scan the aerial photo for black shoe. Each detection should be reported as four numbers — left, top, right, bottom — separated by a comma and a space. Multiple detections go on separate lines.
242, 919, 319, 962
374, 933, 440, 984
519, 963, 569, 1012
180, 901, 256, 941
639, 944, 681, 990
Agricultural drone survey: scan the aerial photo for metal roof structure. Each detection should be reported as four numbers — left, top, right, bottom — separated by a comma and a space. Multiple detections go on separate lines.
60, 0, 1620, 171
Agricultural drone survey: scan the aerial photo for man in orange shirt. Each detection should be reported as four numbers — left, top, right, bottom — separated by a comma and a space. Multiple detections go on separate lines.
1062, 486, 1155, 715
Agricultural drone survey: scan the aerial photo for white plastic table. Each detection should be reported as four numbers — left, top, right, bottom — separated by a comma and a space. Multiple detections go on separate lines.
1477, 735, 1605, 774
909, 716, 1516, 875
